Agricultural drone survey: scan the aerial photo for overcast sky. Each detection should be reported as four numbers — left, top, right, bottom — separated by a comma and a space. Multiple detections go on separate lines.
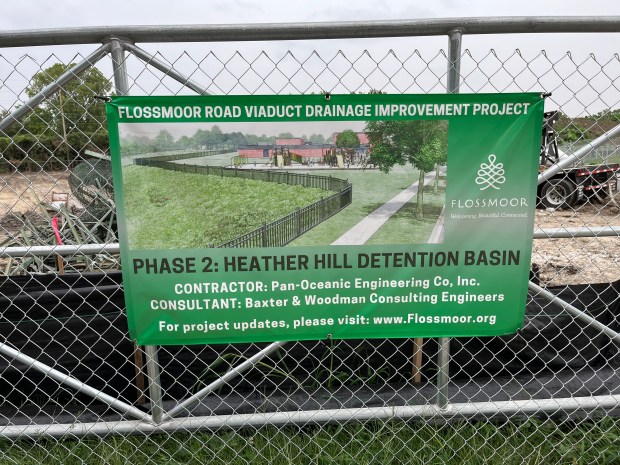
1, 1, 615, 29
2, 1, 620, 118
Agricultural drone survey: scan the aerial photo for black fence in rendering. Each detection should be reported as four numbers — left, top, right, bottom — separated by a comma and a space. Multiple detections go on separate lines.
133, 156, 352, 248
220, 192, 350, 248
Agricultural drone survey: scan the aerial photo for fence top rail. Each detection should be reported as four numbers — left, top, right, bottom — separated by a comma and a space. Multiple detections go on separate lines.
2, 16, 620, 48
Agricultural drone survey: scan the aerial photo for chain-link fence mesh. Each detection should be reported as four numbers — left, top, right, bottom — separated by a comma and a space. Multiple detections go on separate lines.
0, 26, 619, 464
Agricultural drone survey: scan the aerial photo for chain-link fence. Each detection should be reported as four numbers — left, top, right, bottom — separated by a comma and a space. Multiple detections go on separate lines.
1, 18, 620, 464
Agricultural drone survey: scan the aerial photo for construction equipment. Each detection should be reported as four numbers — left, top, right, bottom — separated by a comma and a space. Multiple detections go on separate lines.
538, 111, 619, 208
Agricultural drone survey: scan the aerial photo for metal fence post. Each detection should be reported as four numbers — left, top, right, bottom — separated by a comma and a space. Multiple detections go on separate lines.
447, 29, 462, 94
111, 38, 164, 421
436, 28, 462, 409
144, 345, 164, 424
110, 39, 129, 96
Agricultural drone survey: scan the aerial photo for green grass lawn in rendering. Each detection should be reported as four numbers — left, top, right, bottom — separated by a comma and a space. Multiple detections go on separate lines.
122, 165, 329, 249
289, 165, 446, 246
121, 159, 445, 249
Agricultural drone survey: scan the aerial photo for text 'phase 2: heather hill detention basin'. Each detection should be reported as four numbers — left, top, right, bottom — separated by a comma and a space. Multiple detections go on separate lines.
131, 250, 521, 274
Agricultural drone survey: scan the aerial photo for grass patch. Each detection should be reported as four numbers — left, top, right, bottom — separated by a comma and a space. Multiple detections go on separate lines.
122, 165, 328, 249
289, 166, 445, 246
365, 189, 445, 245
2, 419, 620, 464
289, 165, 421, 246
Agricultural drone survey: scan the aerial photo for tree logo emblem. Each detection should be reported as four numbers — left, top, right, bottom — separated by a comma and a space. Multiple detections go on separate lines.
475, 154, 505, 190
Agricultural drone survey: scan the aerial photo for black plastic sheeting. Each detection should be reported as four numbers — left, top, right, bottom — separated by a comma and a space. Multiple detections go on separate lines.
0, 272, 619, 425
450, 280, 620, 378
0, 273, 135, 406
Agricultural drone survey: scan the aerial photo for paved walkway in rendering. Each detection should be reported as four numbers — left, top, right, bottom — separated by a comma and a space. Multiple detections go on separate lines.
331, 167, 446, 245
427, 206, 445, 244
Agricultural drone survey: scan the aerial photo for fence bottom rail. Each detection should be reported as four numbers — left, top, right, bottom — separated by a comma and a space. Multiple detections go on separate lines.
2, 359, 619, 436
2, 394, 619, 439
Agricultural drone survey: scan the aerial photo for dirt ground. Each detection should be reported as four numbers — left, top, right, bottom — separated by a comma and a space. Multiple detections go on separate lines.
1, 171, 619, 286
0, 171, 73, 244
0, 171, 73, 214
533, 200, 620, 286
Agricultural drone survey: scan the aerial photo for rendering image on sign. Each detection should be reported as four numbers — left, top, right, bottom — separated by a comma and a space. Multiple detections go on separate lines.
106, 93, 544, 345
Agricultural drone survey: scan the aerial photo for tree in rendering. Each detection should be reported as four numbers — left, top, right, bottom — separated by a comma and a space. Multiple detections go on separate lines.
308, 133, 326, 144
364, 119, 447, 218
335, 129, 360, 149
154, 130, 175, 152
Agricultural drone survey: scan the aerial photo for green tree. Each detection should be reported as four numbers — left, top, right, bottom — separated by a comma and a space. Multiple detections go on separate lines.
154, 130, 175, 152
309, 133, 325, 144
193, 125, 226, 147
25, 63, 112, 138
121, 135, 156, 155
335, 129, 360, 149
0, 108, 50, 138
365, 119, 447, 218
227, 131, 248, 146
210, 125, 225, 145
193, 129, 210, 147
175, 135, 195, 150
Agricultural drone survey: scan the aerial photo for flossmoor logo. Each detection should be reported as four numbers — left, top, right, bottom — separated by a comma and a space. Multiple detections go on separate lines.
475, 154, 506, 190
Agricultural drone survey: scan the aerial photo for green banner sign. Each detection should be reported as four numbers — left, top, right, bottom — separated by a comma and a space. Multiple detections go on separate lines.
106, 93, 544, 345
